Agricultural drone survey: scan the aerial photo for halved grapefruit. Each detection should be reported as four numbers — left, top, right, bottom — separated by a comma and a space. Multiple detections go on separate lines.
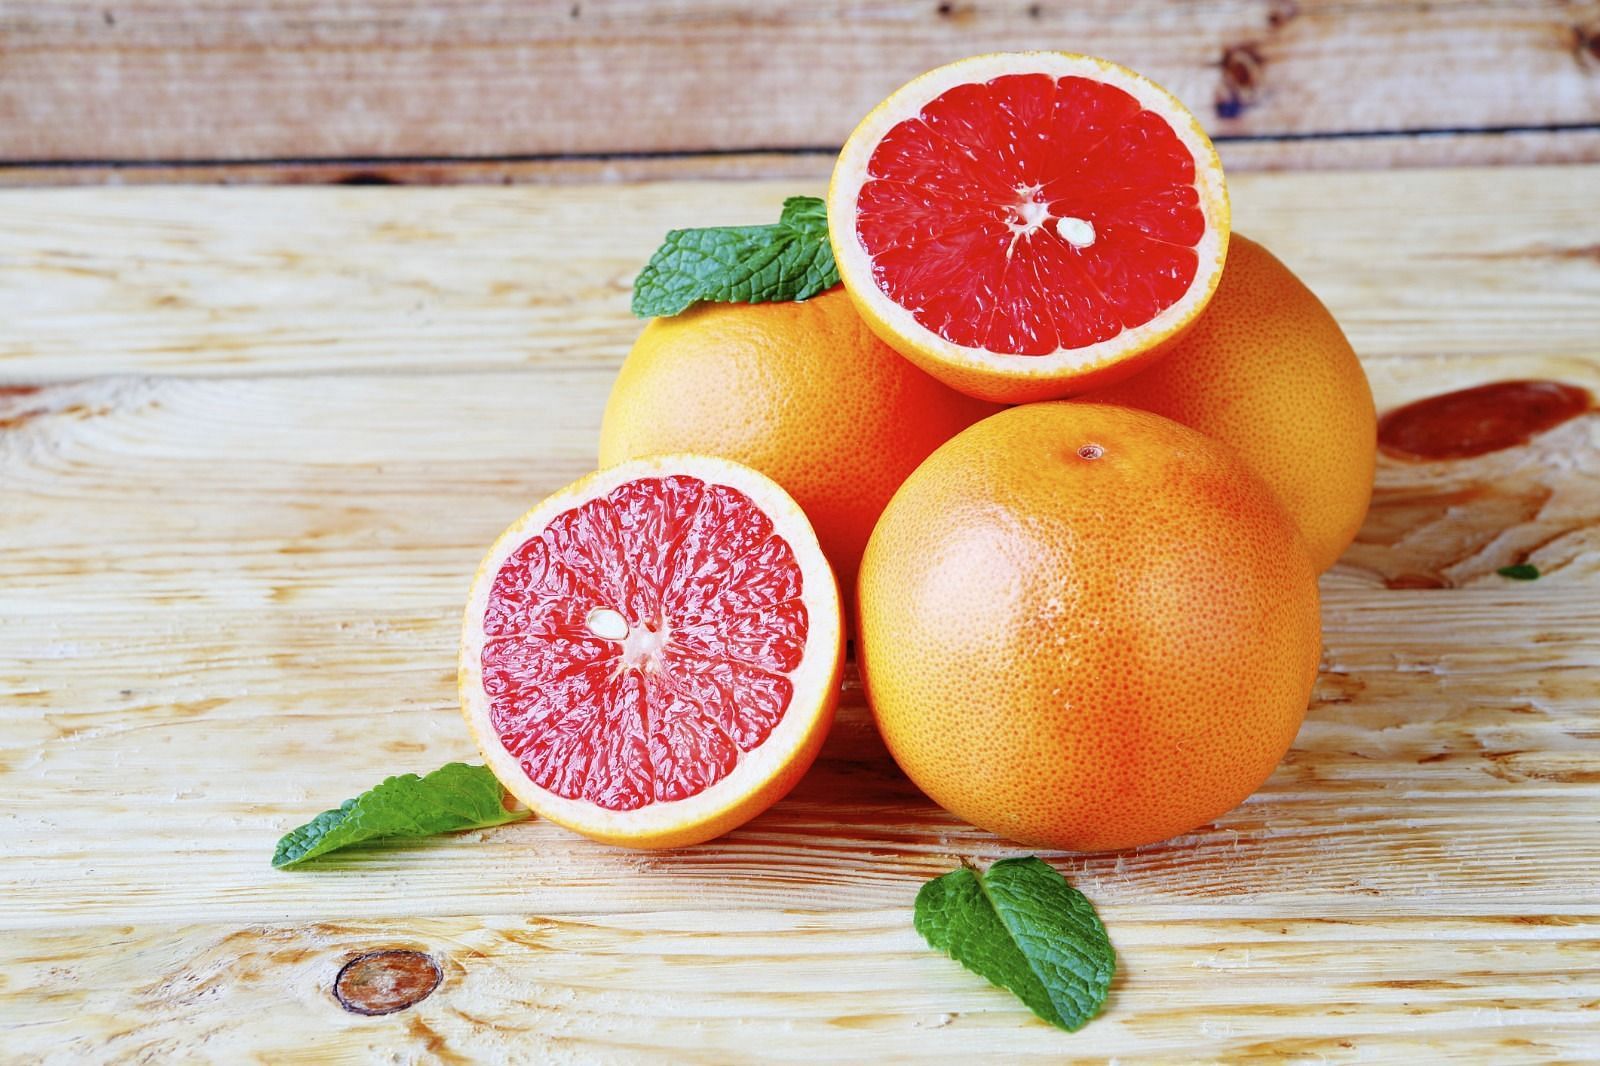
828, 52, 1230, 403
460, 455, 843, 849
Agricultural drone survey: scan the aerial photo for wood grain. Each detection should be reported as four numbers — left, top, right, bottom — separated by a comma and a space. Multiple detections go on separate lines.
4, 167, 1600, 382
3, 168, 1599, 1058
2, 0, 1598, 167
6, 911, 1597, 1062
6, 128, 1600, 189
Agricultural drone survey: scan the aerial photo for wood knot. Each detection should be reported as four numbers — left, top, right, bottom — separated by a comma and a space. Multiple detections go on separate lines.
1215, 43, 1266, 119
334, 950, 442, 1015
1576, 22, 1600, 65
1266, 0, 1298, 29
934, 1, 974, 20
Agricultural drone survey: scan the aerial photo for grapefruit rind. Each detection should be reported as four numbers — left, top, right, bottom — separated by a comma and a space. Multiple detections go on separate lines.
459, 454, 844, 849
828, 52, 1231, 403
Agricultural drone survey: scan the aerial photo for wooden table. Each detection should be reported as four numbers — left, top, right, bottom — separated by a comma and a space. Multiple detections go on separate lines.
3, 163, 1598, 1061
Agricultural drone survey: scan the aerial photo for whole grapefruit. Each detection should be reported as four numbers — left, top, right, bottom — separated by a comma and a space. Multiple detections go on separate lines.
599, 289, 998, 598
857, 403, 1321, 852
1081, 234, 1375, 572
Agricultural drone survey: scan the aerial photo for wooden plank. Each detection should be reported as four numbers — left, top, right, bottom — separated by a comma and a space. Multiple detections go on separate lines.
2, 1, 1598, 164
3, 166, 1600, 382
1217, 127, 1600, 172
3, 127, 1600, 189
5, 910, 1597, 1062
0, 152, 843, 189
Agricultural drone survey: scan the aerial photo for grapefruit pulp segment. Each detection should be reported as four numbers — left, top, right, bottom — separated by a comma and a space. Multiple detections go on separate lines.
829, 53, 1229, 403
461, 455, 843, 848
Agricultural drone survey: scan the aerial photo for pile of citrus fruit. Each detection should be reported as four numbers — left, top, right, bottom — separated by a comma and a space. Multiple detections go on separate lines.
459, 53, 1376, 852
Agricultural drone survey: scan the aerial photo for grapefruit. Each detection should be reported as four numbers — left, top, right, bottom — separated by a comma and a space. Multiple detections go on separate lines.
828, 52, 1230, 404
599, 290, 998, 601
1082, 234, 1376, 572
460, 454, 844, 849
857, 404, 1321, 852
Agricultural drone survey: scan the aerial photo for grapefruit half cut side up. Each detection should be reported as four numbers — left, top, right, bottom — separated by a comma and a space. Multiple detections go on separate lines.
460, 455, 844, 849
828, 52, 1230, 403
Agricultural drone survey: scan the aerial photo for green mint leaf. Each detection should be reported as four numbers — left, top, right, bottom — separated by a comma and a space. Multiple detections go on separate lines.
779, 194, 829, 238
1497, 564, 1540, 581
914, 856, 1115, 1032
631, 195, 839, 316
272, 762, 527, 869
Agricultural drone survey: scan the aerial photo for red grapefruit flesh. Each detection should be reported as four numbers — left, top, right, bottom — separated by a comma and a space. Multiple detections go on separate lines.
829, 52, 1230, 403
460, 455, 843, 848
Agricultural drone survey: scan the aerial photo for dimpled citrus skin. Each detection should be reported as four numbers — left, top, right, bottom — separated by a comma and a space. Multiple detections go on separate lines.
1082, 234, 1376, 572
857, 403, 1322, 852
600, 289, 999, 598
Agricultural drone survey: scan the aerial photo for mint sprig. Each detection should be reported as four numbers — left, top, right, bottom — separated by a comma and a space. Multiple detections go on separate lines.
1496, 564, 1540, 580
631, 196, 840, 317
914, 857, 1115, 1031
273, 762, 527, 869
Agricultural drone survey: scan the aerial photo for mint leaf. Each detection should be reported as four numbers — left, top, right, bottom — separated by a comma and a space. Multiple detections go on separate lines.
779, 194, 829, 238
631, 195, 840, 316
273, 762, 527, 869
1497, 564, 1540, 580
914, 857, 1114, 1031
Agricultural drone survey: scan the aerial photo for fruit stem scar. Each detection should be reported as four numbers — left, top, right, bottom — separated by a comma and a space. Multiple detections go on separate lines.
1077, 443, 1104, 460
586, 606, 628, 641
1056, 216, 1096, 248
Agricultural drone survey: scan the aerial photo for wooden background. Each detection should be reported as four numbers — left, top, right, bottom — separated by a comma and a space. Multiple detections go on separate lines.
3, 0, 1600, 184
3, 2, 1600, 1063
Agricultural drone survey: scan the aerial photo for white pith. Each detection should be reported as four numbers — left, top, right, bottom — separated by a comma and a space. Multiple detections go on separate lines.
828, 51, 1230, 380
586, 605, 671, 672
619, 615, 668, 672
1000, 184, 1046, 259
460, 454, 842, 841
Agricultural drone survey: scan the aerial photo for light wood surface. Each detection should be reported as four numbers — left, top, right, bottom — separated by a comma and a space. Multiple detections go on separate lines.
3, 167, 1600, 1060
8, 911, 1598, 1063
5, 166, 1600, 382
3, 0, 1599, 174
